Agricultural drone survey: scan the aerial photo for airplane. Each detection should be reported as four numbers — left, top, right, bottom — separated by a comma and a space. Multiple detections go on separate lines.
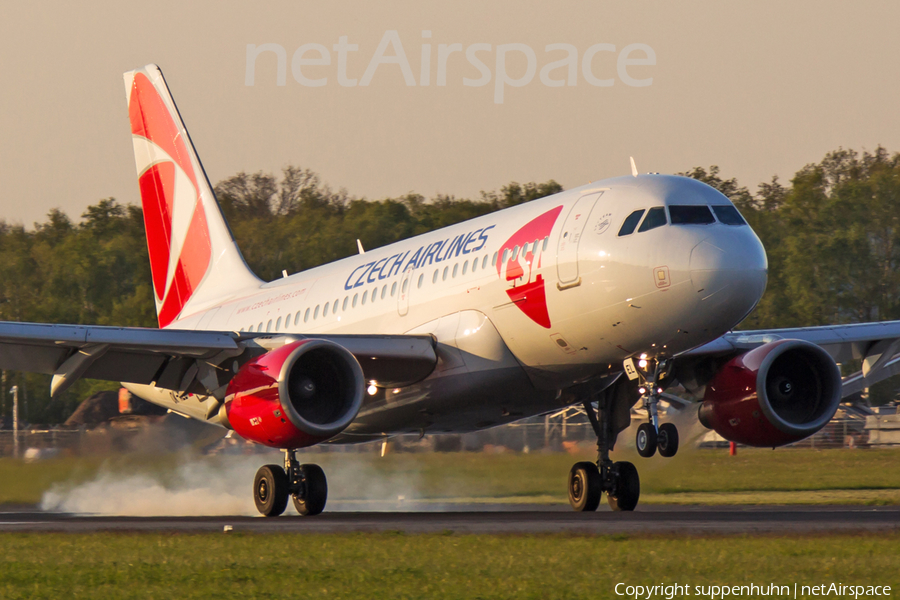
2, 63, 899, 516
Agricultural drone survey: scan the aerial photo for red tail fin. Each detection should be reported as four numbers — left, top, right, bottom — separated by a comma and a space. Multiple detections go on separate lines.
125, 65, 260, 327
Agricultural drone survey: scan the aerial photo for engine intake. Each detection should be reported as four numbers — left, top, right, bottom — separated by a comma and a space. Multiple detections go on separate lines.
226, 340, 365, 448
698, 339, 842, 447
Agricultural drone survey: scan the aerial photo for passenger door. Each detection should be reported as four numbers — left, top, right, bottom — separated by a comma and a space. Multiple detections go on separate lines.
556, 192, 603, 285
397, 267, 414, 316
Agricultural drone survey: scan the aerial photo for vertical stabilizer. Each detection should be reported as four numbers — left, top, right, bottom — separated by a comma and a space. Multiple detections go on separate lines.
124, 64, 262, 328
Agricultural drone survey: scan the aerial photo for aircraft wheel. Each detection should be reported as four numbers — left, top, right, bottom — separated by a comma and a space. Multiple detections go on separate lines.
658, 423, 679, 458
292, 464, 328, 516
636, 423, 657, 458
254, 464, 289, 517
606, 461, 640, 512
568, 461, 602, 512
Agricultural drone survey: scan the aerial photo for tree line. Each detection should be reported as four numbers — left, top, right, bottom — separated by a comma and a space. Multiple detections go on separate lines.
0, 146, 898, 423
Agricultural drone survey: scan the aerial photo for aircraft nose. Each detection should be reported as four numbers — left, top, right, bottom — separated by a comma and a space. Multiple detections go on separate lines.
689, 232, 767, 315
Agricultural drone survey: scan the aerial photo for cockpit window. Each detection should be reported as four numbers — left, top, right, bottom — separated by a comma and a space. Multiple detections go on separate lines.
669, 205, 715, 225
712, 205, 747, 226
617, 209, 645, 236
638, 207, 667, 232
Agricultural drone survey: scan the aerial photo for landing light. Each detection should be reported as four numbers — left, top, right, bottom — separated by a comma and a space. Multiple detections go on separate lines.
638, 359, 648, 369
367, 382, 378, 395
638, 387, 647, 395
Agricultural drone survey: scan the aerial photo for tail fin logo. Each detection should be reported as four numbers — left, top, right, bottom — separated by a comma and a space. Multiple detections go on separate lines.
128, 71, 211, 327
496, 206, 563, 328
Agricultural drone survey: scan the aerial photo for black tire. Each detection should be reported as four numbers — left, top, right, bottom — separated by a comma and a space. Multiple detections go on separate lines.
657, 423, 679, 458
636, 423, 658, 458
292, 464, 328, 516
254, 464, 289, 517
568, 461, 601, 512
607, 461, 640, 511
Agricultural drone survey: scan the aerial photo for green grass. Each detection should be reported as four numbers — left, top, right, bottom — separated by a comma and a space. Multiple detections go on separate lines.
0, 532, 897, 599
310, 447, 900, 505
0, 457, 106, 505
2, 447, 900, 507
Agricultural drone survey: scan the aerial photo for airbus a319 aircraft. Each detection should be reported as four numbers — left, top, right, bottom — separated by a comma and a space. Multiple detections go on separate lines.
2, 64, 899, 516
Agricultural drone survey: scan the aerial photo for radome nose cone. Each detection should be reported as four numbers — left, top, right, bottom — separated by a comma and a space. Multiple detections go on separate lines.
690, 240, 727, 294
689, 235, 767, 314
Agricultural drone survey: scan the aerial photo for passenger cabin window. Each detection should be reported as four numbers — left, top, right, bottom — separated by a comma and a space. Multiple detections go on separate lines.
304, 308, 310, 322
712, 205, 747, 226
638, 207, 667, 232
417, 274, 424, 288
669, 205, 715, 225
618, 210, 645, 236
276, 317, 282, 331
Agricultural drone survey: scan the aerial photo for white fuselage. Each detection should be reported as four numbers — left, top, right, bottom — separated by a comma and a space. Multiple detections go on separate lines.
129, 174, 768, 439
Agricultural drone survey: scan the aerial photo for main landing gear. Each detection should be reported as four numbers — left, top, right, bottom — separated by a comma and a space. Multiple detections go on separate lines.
568, 391, 640, 512
635, 359, 679, 459
253, 449, 328, 517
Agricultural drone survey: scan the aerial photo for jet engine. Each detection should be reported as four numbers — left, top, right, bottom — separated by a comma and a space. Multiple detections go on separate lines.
697, 339, 842, 447
225, 339, 365, 448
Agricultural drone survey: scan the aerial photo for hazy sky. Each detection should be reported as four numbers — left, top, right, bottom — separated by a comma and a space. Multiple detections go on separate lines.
2, 1, 899, 226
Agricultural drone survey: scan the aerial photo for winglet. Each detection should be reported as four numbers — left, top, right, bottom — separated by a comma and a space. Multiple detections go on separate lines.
357, 239, 366, 254
630, 157, 638, 178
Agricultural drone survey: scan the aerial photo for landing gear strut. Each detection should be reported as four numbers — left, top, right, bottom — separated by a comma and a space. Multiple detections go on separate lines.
635, 359, 679, 459
568, 391, 640, 512
253, 450, 328, 517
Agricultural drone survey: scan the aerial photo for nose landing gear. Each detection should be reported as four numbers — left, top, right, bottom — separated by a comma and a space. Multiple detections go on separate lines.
634, 358, 679, 459
657, 422, 679, 458
253, 449, 328, 517
636, 422, 657, 457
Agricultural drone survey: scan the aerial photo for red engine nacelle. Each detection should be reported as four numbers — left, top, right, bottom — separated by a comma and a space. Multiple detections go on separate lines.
225, 339, 365, 448
698, 339, 842, 447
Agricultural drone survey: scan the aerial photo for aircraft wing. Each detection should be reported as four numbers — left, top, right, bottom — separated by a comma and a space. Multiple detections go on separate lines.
0, 321, 438, 397
678, 320, 900, 397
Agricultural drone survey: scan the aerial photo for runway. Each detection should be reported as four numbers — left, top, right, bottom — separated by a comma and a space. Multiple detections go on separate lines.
1, 505, 899, 535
